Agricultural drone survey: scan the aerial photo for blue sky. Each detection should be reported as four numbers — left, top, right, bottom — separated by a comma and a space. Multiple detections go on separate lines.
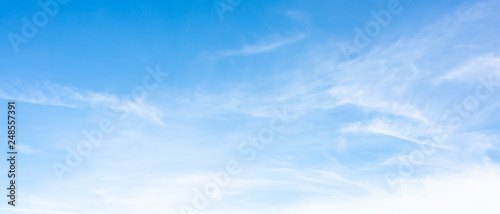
1, 0, 500, 213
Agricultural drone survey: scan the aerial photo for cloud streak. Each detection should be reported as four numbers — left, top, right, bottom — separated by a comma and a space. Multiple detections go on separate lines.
0, 80, 165, 124
218, 33, 305, 56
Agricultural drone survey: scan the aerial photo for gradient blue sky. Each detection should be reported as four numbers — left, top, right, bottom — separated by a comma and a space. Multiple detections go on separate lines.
1, 0, 500, 213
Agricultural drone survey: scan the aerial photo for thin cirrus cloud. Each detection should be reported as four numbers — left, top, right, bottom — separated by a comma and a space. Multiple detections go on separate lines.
218, 33, 306, 56
437, 54, 500, 83
0, 80, 165, 124
321, 0, 500, 175
1, 0, 500, 213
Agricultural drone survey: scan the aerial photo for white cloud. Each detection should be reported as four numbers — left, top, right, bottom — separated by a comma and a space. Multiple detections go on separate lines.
0, 81, 165, 124
219, 33, 305, 56
206, 165, 500, 214
340, 118, 451, 149
285, 11, 309, 22
17, 143, 34, 153
438, 54, 500, 83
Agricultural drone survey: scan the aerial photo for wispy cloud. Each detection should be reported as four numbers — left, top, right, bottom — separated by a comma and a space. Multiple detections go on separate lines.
6, 0, 500, 213
218, 33, 305, 56
437, 54, 500, 83
340, 118, 450, 149
285, 11, 309, 22
0, 81, 165, 124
